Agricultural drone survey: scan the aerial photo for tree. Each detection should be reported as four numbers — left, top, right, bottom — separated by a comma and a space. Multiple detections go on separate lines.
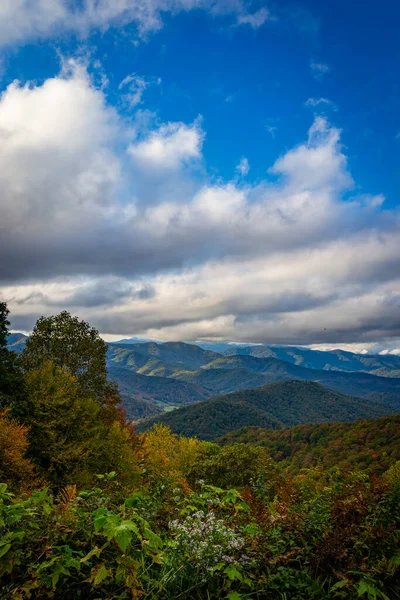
0, 408, 40, 493
186, 443, 276, 489
22, 311, 119, 410
24, 361, 107, 488
0, 301, 9, 348
141, 424, 203, 483
0, 302, 26, 415
24, 361, 140, 490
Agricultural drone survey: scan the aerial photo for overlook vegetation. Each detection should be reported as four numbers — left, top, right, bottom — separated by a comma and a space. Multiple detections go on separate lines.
1, 305, 399, 599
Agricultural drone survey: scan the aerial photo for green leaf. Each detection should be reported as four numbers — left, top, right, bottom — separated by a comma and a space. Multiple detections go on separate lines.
212, 562, 225, 573
331, 580, 349, 591
125, 492, 144, 508
80, 546, 102, 563
226, 593, 243, 600
143, 527, 163, 551
389, 549, 400, 567
356, 581, 385, 600
115, 529, 132, 553
93, 563, 111, 586
0, 543, 11, 558
224, 565, 243, 582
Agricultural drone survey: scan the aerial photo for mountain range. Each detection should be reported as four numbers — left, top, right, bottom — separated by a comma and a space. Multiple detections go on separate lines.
8, 334, 400, 421
106, 341, 400, 416
222, 344, 400, 378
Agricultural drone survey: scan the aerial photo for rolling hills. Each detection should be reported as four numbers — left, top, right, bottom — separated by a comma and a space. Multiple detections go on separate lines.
136, 380, 394, 440
108, 366, 212, 419
108, 341, 220, 371
107, 342, 400, 413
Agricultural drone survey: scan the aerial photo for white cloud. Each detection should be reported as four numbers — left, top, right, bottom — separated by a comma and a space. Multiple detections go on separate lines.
269, 116, 352, 192
128, 120, 204, 170
1, 63, 399, 346
310, 60, 330, 79
0, 59, 120, 237
118, 73, 161, 108
305, 97, 337, 111
0, 0, 273, 47
236, 7, 271, 28
236, 156, 250, 176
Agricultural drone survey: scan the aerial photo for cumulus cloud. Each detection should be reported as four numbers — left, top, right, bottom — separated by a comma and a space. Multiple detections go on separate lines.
0, 0, 272, 47
128, 120, 204, 170
1, 63, 400, 346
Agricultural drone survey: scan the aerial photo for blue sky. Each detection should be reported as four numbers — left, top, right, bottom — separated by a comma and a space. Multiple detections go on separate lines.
1, 0, 400, 352
3, 0, 399, 202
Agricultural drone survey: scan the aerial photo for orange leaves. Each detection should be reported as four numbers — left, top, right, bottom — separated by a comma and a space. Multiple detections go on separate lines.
0, 409, 39, 492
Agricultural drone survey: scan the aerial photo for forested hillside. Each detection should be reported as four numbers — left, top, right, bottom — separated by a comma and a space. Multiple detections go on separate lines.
108, 366, 212, 419
137, 380, 393, 440
219, 415, 400, 474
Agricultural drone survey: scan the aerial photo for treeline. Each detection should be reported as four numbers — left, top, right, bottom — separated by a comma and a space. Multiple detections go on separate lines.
0, 303, 399, 599
218, 415, 400, 475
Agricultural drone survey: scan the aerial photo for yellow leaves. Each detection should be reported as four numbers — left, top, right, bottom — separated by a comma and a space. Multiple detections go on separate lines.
140, 424, 203, 481
90, 562, 112, 586
57, 485, 77, 515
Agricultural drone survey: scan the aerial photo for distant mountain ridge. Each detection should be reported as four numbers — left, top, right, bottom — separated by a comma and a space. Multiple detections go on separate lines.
7, 332, 28, 353
8, 335, 400, 419
107, 341, 400, 415
222, 344, 400, 377
137, 380, 393, 441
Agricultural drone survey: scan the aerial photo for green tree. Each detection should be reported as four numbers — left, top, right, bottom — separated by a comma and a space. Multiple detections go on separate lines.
0, 301, 9, 348
187, 442, 276, 488
0, 302, 26, 415
22, 311, 119, 411
24, 361, 140, 490
24, 361, 107, 488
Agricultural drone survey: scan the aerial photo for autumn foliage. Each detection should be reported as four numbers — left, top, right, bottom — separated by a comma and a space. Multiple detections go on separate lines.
0, 305, 399, 599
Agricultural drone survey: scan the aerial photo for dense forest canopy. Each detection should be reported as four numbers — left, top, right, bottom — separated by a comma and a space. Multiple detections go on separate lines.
137, 380, 394, 440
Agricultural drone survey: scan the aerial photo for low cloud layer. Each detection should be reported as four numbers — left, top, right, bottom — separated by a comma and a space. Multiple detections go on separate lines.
1, 63, 400, 348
